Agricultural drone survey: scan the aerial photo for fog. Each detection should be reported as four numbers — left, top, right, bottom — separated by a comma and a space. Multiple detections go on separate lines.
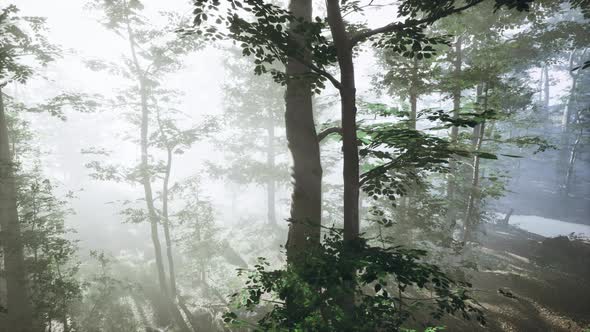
1, 0, 589, 331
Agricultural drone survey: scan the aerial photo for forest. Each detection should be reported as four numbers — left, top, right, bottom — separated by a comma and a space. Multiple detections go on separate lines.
0, 0, 589, 331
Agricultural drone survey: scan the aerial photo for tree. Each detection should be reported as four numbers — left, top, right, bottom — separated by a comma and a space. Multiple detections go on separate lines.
283, 0, 324, 261
86, 0, 201, 329
215, 47, 289, 226
0, 5, 58, 331
189, 0, 536, 327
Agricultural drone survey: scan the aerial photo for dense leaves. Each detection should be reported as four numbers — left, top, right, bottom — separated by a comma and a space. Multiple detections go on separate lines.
223, 227, 484, 331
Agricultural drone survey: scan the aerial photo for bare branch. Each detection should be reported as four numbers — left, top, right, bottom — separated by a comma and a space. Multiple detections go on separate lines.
318, 126, 342, 141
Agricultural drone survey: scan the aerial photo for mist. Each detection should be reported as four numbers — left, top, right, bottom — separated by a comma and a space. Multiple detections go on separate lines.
0, 0, 589, 331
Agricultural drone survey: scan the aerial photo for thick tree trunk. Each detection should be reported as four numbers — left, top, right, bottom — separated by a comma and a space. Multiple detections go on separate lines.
0, 89, 35, 332
266, 115, 277, 225
285, 0, 322, 259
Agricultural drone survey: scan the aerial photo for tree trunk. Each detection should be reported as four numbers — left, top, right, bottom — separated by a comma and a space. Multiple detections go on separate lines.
400, 62, 418, 224
155, 107, 179, 299
162, 147, 177, 297
326, 0, 360, 319
565, 125, 582, 194
445, 36, 462, 236
285, 0, 322, 259
463, 83, 488, 245
266, 113, 277, 225
125, 11, 190, 332
561, 49, 585, 129
538, 64, 544, 105
0, 88, 35, 332
543, 65, 549, 110
127, 21, 169, 302
326, 0, 359, 244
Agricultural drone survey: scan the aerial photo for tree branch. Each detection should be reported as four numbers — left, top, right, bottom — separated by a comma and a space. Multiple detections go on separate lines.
285, 32, 343, 90
318, 126, 342, 141
350, 0, 484, 46
305, 60, 343, 90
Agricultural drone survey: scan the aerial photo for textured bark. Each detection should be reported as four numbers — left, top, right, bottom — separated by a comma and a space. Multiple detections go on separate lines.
325, 0, 360, 319
326, 0, 359, 244
0, 89, 34, 332
285, 0, 322, 259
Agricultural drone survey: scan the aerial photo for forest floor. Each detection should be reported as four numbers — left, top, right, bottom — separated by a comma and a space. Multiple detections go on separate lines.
442, 223, 590, 332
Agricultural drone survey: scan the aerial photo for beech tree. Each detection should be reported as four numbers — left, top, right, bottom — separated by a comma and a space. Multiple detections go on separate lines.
188, 0, 541, 328
215, 47, 289, 226
0, 5, 57, 331
85, 0, 202, 330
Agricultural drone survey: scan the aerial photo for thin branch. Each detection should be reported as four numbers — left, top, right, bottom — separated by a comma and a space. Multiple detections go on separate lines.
350, 0, 484, 46
318, 126, 342, 141
284, 31, 343, 90
305, 61, 343, 90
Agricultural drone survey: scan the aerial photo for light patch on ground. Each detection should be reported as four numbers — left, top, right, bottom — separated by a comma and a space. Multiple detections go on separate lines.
506, 252, 530, 264
509, 215, 590, 238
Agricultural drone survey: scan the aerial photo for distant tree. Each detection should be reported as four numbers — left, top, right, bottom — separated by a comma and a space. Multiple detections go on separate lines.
86, 0, 202, 329
214, 47, 289, 226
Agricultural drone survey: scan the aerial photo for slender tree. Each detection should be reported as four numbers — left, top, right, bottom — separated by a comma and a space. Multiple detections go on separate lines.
87, 1, 201, 329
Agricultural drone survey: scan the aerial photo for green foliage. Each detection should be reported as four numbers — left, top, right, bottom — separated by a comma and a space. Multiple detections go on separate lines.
73, 251, 141, 332
18, 170, 81, 327
0, 5, 59, 84
359, 125, 454, 204
223, 227, 484, 331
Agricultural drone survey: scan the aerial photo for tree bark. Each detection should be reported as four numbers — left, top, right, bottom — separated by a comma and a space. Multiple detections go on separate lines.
162, 148, 177, 296
124, 7, 190, 331
543, 65, 549, 110
285, 0, 323, 259
266, 112, 277, 225
126, 17, 169, 301
326, 0, 360, 244
155, 106, 179, 299
326, 0, 360, 319
445, 36, 462, 237
463, 83, 488, 245
0, 88, 35, 332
